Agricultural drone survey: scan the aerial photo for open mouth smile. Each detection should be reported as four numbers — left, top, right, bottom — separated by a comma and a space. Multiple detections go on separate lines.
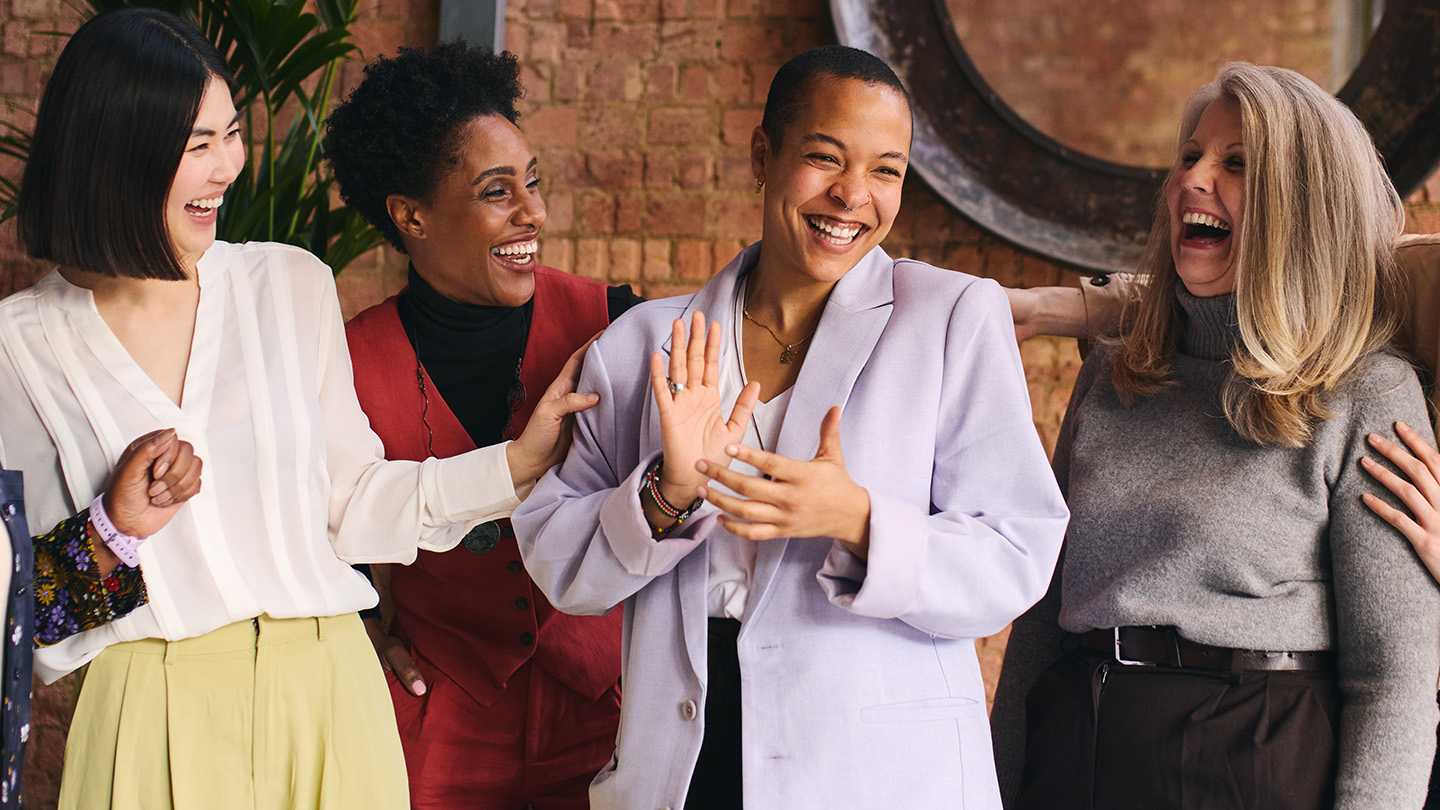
1181, 210, 1232, 245
491, 238, 539, 267
805, 215, 866, 247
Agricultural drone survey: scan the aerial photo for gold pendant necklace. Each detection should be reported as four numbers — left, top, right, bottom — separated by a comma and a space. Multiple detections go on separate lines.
742, 307, 812, 364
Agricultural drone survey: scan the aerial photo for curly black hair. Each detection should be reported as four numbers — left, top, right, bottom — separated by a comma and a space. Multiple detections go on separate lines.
324, 42, 523, 253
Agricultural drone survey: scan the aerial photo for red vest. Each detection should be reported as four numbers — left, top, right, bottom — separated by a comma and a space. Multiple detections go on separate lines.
345, 266, 621, 708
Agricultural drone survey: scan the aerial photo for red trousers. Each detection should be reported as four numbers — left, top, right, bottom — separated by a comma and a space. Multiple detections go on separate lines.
388, 653, 620, 810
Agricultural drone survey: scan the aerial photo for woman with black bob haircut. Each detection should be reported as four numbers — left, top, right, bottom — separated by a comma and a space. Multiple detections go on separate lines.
514, 45, 1067, 808
325, 41, 641, 808
2, 9, 591, 808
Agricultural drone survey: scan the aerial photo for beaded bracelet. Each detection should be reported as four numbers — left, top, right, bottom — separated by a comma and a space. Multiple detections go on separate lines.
641, 458, 703, 536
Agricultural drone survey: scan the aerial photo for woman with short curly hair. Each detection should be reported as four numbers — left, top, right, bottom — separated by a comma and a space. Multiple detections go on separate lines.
325, 41, 642, 809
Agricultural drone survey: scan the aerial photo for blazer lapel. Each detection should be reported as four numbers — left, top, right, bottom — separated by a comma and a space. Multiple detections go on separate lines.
745, 246, 896, 623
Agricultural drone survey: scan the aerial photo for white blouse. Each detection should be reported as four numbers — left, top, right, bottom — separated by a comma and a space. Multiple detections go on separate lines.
0, 241, 521, 682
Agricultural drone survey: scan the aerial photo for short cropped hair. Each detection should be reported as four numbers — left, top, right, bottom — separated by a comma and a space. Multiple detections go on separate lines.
1114, 62, 1405, 447
18, 8, 233, 281
760, 45, 911, 148
324, 43, 524, 253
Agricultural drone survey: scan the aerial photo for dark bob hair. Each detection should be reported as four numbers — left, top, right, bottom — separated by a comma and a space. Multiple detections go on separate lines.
18, 8, 233, 281
324, 42, 523, 253
760, 45, 910, 149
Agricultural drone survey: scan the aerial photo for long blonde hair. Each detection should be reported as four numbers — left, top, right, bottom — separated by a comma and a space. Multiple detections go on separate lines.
1112, 62, 1405, 447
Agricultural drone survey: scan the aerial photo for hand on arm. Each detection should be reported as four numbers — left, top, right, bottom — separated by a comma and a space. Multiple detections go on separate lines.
697, 406, 872, 558
644, 311, 759, 535
506, 338, 601, 487
1361, 420, 1440, 582
1005, 286, 1088, 343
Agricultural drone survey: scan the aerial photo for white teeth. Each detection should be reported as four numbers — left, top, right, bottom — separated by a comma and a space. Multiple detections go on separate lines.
491, 240, 539, 258
1182, 211, 1231, 231
187, 196, 223, 209
806, 216, 861, 242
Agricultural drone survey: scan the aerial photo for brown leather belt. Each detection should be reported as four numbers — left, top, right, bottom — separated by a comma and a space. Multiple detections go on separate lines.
1078, 626, 1333, 672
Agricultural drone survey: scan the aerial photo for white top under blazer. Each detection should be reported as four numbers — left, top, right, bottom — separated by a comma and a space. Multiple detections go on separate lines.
0, 241, 520, 682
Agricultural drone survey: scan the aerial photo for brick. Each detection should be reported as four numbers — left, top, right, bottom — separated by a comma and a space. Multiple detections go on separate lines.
545, 191, 575, 232
647, 195, 706, 235
692, 0, 723, 15
678, 66, 710, 104
760, 0, 815, 16
609, 238, 643, 279
581, 194, 618, 233
524, 107, 578, 146
644, 154, 676, 189
594, 0, 662, 19
580, 105, 643, 146
587, 151, 644, 189
726, 0, 760, 14
721, 108, 761, 146
593, 23, 658, 59
554, 62, 586, 102
713, 240, 746, 273
4, 22, 31, 57
11, 0, 60, 18
529, 22, 565, 61
677, 240, 713, 280
649, 107, 711, 145
560, 0, 594, 17
947, 243, 985, 276
718, 154, 758, 191
646, 62, 678, 101
790, 19, 831, 52
662, 0, 689, 17
750, 62, 780, 104
544, 150, 589, 187
720, 24, 782, 61
350, 20, 405, 60
575, 239, 610, 280
616, 196, 643, 232
527, 0, 560, 15
713, 198, 762, 239
643, 239, 673, 280
677, 154, 712, 190
589, 61, 642, 101
714, 63, 753, 104
520, 64, 551, 103
565, 22, 593, 57
541, 238, 576, 274
658, 21, 720, 61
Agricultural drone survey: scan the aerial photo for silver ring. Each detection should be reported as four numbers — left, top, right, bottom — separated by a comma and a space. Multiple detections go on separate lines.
667, 380, 686, 393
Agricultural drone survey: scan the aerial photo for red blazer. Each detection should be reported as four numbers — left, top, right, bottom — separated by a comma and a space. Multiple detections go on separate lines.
345, 266, 621, 707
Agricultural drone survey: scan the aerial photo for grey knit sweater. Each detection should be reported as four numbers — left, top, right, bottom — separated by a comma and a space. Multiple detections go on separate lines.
991, 286, 1440, 809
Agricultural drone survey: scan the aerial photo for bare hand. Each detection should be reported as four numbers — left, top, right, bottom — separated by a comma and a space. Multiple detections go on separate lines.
650, 311, 760, 506
363, 617, 427, 697
696, 406, 872, 558
104, 428, 203, 539
1362, 421, 1440, 582
508, 338, 601, 486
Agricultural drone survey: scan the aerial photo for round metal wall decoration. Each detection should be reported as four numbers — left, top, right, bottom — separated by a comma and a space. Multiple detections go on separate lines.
831, 0, 1440, 274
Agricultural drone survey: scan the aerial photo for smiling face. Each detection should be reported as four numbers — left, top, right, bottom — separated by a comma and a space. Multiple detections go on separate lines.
1166, 96, 1246, 297
751, 76, 911, 287
166, 75, 245, 272
397, 114, 544, 308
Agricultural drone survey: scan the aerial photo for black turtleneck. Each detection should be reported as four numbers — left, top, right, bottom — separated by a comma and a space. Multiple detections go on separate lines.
395, 265, 643, 448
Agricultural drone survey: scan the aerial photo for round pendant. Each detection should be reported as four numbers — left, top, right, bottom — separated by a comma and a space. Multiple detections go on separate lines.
462, 522, 502, 554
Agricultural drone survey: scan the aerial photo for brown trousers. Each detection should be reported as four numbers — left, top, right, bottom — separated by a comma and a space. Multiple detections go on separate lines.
1017, 650, 1338, 810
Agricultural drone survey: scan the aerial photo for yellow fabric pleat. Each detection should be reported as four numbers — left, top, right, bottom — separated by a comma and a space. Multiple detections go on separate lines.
58, 613, 407, 810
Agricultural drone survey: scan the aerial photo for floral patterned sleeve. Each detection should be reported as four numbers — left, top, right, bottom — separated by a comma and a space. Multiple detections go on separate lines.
32, 510, 146, 646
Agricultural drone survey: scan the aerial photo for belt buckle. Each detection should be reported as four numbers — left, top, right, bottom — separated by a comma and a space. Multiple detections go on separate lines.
1113, 627, 1156, 667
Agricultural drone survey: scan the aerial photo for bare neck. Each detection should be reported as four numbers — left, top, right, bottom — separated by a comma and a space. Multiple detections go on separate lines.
59, 266, 200, 311
744, 262, 831, 340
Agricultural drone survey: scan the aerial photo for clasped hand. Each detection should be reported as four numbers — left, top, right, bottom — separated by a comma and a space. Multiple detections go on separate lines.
651, 312, 871, 558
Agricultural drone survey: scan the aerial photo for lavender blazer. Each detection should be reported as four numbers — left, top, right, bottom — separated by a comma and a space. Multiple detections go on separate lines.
513, 243, 1068, 810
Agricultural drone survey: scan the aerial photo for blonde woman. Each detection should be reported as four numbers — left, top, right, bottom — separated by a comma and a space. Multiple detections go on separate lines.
991, 63, 1440, 810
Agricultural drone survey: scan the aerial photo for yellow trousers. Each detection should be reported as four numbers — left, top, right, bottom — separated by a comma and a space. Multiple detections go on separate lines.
59, 613, 408, 810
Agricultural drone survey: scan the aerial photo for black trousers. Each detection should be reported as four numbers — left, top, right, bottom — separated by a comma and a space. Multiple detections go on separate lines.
1018, 650, 1338, 810
685, 618, 743, 810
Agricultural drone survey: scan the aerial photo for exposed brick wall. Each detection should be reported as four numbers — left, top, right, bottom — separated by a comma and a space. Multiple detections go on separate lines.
947, 0, 1336, 167
2, 0, 1438, 805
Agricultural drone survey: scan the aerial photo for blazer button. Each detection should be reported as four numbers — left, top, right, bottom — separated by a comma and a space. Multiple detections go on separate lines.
508, 561, 524, 573
514, 597, 530, 610
520, 631, 535, 646
680, 699, 697, 721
